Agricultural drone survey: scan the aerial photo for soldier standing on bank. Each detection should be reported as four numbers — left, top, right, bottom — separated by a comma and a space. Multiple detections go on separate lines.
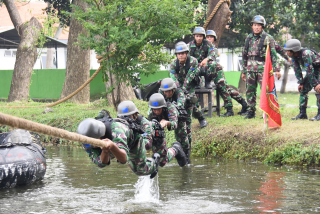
283, 39, 320, 121
241, 15, 281, 119
158, 78, 193, 163
206, 30, 248, 115
169, 41, 209, 128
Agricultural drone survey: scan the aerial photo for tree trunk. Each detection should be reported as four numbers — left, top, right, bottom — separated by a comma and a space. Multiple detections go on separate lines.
280, 62, 290, 94
206, 0, 232, 47
46, 26, 63, 69
4, 0, 42, 102
103, 70, 135, 109
60, 0, 90, 103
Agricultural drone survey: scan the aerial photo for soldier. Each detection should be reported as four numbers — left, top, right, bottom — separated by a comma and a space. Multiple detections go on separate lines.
206, 29, 248, 115
188, 27, 235, 117
241, 15, 281, 119
158, 77, 192, 163
169, 41, 208, 127
78, 101, 187, 179
283, 39, 320, 120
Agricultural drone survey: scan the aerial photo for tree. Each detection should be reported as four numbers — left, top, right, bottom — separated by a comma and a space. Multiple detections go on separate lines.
3, 0, 42, 102
59, 0, 91, 104
73, 0, 197, 108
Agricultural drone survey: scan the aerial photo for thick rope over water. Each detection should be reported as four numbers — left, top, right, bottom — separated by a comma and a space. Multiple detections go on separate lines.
0, 112, 105, 148
203, 0, 231, 30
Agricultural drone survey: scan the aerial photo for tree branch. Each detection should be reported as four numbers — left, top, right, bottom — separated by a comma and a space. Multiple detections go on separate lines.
3, 0, 23, 28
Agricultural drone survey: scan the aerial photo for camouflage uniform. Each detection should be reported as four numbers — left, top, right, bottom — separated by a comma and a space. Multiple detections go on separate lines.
274, 42, 289, 72
86, 120, 157, 176
159, 87, 191, 152
147, 102, 189, 152
242, 31, 278, 112
188, 39, 233, 108
291, 49, 320, 108
139, 116, 175, 167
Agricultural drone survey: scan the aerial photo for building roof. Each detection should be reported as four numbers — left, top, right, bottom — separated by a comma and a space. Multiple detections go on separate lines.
0, 27, 67, 49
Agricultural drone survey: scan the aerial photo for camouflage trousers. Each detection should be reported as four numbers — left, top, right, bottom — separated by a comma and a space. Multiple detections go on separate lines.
144, 136, 175, 167
299, 80, 320, 108
246, 71, 263, 112
175, 119, 190, 151
219, 70, 245, 104
213, 70, 232, 107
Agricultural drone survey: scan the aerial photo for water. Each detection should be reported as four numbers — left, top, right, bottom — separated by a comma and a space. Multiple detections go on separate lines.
1, 146, 320, 214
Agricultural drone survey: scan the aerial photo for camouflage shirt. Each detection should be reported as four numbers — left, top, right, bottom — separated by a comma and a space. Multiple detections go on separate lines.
147, 102, 178, 131
169, 56, 199, 92
159, 87, 186, 107
187, 39, 216, 63
275, 42, 289, 60
242, 31, 277, 74
292, 49, 320, 87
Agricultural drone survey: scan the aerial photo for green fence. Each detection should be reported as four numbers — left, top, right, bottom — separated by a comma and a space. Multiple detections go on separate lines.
0, 69, 242, 99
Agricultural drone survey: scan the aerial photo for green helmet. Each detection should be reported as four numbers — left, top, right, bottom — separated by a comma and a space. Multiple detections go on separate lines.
160, 78, 177, 92
206, 30, 217, 41
148, 93, 167, 109
117, 100, 139, 116
193, 27, 206, 37
175, 41, 189, 53
251, 15, 266, 28
283, 39, 301, 52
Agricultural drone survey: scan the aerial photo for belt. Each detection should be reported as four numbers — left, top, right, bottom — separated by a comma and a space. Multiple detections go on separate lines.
249, 56, 265, 62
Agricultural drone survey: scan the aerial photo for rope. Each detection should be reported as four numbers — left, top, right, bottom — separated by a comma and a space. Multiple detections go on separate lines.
3, 65, 102, 108
203, 0, 231, 30
0, 112, 106, 148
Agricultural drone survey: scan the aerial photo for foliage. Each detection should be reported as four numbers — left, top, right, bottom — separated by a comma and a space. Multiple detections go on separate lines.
72, 0, 197, 87
44, 0, 72, 26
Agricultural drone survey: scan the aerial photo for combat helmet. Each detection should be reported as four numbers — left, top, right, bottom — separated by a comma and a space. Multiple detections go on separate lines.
160, 78, 177, 92
117, 100, 139, 116
206, 30, 217, 41
283, 39, 301, 52
175, 41, 189, 54
193, 27, 206, 37
251, 15, 266, 28
148, 93, 167, 109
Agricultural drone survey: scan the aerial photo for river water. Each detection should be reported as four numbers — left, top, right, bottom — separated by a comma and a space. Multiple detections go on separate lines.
1, 146, 320, 214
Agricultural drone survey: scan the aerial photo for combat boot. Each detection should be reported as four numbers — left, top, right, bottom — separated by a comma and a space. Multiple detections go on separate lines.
183, 149, 191, 164
171, 142, 187, 167
221, 106, 234, 117
291, 107, 308, 120
244, 111, 255, 119
309, 109, 320, 121
237, 99, 248, 115
198, 116, 208, 128
150, 153, 160, 179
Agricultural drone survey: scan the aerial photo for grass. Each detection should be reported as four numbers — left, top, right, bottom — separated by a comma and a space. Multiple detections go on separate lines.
1, 92, 320, 166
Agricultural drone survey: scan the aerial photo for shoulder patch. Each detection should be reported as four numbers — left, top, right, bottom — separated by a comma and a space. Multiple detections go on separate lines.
191, 68, 195, 71
170, 71, 175, 73
305, 63, 309, 66
210, 48, 214, 50
168, 114, 170, 117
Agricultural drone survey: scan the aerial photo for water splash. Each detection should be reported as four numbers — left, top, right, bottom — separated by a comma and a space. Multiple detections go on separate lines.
133, 175, 160, 203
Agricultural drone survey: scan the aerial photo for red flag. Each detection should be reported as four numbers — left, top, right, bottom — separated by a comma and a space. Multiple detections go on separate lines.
259, 44, 282, 127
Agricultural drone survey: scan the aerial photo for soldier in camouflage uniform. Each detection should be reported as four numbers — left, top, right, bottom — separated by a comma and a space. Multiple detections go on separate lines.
206, 29, 248, 115
188, 27, 235, 117
241, 15, 281, 119
158, 77, 192, 163
274, 42, 292, 73
79, 101, 187, 179
284, 39, 320, 121
169, 41, 209, 128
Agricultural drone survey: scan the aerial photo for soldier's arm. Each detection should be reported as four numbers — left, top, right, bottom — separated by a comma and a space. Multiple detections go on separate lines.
302, 50, 319, 87
167, 103, 178, 131
206, 41, 217, 61
241, 37, 249, 74
100, 139, 127, 164
269, 37, 278, 70
293, 59, 303, 84
169, 61, 180, 87
140, 117, 153, 142
177, 88, 186, 106
147, 108, 153, 120
183, 58, 200, 91
275, 43, 289, 60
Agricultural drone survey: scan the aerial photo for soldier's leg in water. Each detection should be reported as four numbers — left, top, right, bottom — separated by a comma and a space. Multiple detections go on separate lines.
174, 120, 189, 151
127, 138, 157, 176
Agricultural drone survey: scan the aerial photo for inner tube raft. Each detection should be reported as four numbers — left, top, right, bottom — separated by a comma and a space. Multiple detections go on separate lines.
0, 129, 47, 188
